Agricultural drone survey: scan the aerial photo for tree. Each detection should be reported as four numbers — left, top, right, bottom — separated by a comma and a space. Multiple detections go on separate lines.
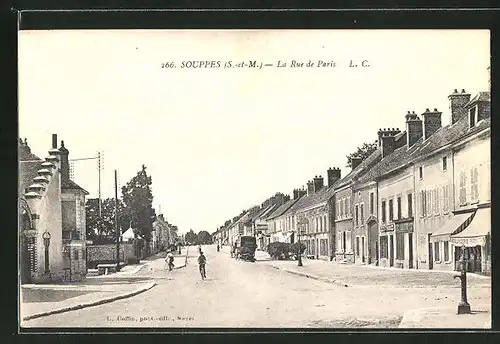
184, 229, 197, 244
121, 165, 156, 243
86, 198, 126, 244
346, 141, 378, 168
197, 230, 212, 244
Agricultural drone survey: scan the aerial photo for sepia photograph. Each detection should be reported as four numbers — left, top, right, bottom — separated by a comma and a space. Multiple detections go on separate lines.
18, 29, 491, 329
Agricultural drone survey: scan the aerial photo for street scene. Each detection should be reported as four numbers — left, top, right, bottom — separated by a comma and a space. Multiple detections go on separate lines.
18, 30, 491, 330
21, 244, 492, 328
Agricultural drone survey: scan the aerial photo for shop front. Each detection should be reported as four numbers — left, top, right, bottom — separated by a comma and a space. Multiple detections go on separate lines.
450, 205, 491, 275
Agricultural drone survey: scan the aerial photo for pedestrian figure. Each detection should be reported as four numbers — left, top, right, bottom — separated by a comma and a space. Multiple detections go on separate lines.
198, 251, 207, 280
217, 244, 220, 252
165, 250, 175, 272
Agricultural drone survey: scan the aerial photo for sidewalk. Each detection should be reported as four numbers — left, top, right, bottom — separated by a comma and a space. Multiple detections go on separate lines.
399, 304, 491, 328
21, 278, 155, 322
261, 256, 491, 289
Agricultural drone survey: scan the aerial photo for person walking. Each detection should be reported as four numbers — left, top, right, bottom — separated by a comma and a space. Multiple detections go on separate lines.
198, 251, 207, 280
217, 244, 220, 252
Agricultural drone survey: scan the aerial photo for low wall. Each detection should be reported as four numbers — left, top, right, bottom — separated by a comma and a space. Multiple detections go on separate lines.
87, 243, 137, 269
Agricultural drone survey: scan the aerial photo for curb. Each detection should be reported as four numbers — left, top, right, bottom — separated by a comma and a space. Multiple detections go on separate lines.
271, 265, 349, 287
22, 280, 156, 321
398, 304, 492, 328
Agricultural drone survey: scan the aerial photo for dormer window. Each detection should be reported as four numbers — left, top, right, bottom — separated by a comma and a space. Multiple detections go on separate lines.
469, 106, 477, 128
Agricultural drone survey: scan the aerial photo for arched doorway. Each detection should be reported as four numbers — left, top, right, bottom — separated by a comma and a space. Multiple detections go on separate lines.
19, 199, 36, 284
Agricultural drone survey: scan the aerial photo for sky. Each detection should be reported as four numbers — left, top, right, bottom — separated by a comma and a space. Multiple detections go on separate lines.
18, 30, 490, 234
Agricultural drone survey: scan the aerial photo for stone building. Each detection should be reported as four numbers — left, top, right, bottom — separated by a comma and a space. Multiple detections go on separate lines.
19, 134, 88, 284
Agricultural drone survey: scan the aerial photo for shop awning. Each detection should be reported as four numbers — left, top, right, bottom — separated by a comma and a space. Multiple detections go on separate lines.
451, 207, 490, 247
430, 212, 474, 243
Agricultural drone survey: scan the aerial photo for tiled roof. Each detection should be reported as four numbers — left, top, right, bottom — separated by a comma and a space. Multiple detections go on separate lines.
19, 160, 43, 195
359, 111, 490, 183
260, 203, 280, 220
266, 197, 302, 220
464, 91, 490, 108
335, 148, 382, 189
62, 178, 89, 195
284, 179, 342, 215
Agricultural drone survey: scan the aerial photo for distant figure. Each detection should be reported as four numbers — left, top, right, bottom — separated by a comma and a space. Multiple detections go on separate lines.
166, 251, 175, 271
217, 244, 220, 252
198, 251, 207, 280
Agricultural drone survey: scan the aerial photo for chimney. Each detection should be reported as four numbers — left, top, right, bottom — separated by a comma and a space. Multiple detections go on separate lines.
422, 108, 442, 141
274, 193, 285, 205
284, 194, 291, 203
59, 140, 70, 181
448, 89, 471, 124
313, 175, 324, 192
327, 167, 342, 187
350, 156, 362, 170
405, 111, 423, 148
297, 187, 307, 198
52, 134, 57, 149
293, 189, 299, 200
306, 180, 314, 195
18, 138, 32, 160
379, 128, 400, 158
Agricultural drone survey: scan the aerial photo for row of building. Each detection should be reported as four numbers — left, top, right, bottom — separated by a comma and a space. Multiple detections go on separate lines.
213, 86, 491, 274
19, 135, 177, 284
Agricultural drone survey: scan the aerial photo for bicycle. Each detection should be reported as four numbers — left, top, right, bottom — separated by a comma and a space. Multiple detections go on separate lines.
199, 264, 206, 280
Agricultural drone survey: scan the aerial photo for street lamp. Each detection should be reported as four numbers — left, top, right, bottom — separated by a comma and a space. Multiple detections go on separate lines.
454, 245, 471, 314
297, 218, 308, 267
42, 231, 51, 274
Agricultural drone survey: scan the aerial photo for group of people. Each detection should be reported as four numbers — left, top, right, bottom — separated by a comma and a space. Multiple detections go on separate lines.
164, 244, 213, 281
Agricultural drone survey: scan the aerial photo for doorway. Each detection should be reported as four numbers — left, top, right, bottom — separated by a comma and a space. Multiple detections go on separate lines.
428, 233, 433, 270
408, 233, 414, 269
361, 237, 365, 263
389, 235, 394, 267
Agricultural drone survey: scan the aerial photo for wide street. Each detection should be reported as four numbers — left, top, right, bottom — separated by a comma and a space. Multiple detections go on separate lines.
23, 244, 490, 328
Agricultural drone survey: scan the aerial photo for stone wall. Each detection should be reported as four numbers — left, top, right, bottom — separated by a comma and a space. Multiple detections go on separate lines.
87, 243, 136, 269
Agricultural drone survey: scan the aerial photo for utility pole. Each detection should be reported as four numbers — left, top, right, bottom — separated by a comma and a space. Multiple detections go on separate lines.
115, 170, 120, 271
97, 151, 103, 217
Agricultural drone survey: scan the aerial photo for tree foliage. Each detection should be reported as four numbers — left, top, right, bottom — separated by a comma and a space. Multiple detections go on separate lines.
85, 197, 126, 244
184, 229, 197, 244
196, 230, 212, 244
121, 165, 155, 242
346, 141, 378, 168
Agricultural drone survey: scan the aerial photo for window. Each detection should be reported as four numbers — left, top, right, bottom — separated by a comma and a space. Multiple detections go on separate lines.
380, 236, 388, 258
420, 191, 426, 217
470, 167, 479, 203
341, 199, 345, 218
360, 204, 364, 224
419, 166, 423, 179
443, 241, 450, 261
370, 192, 374, 214
469, 106, 476, 128
396, 232, 405, 260
337, 232, 343, 252
356, 236, 360, 256
336, 201, 340, 219
459, 171, 467, 205
434, 242, 440, 261
346, 231, 352, 253
347, 197, 351, 217
426, 190, 431, 216
442, 156, 447, 171
342, 231, 347, 252
434, 188, 440, 215
397, 197, 402, 220
389, 199, 394, 221
355, 205, 359, 226
381, 200, 387, 223
324, 216, 327, 232
408, 193, 413, 218
443, 185, 449, 214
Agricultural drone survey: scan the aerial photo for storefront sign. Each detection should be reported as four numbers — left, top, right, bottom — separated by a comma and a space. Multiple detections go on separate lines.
395, 221, 414, 233
380, 223, 394, 232
450, 236, 486, 247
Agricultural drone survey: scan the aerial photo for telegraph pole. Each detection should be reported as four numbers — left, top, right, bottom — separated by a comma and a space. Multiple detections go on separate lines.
115, 170, 120, 271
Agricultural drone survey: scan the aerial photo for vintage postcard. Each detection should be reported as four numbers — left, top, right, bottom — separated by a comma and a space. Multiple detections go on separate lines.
18, 29, 491, 329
